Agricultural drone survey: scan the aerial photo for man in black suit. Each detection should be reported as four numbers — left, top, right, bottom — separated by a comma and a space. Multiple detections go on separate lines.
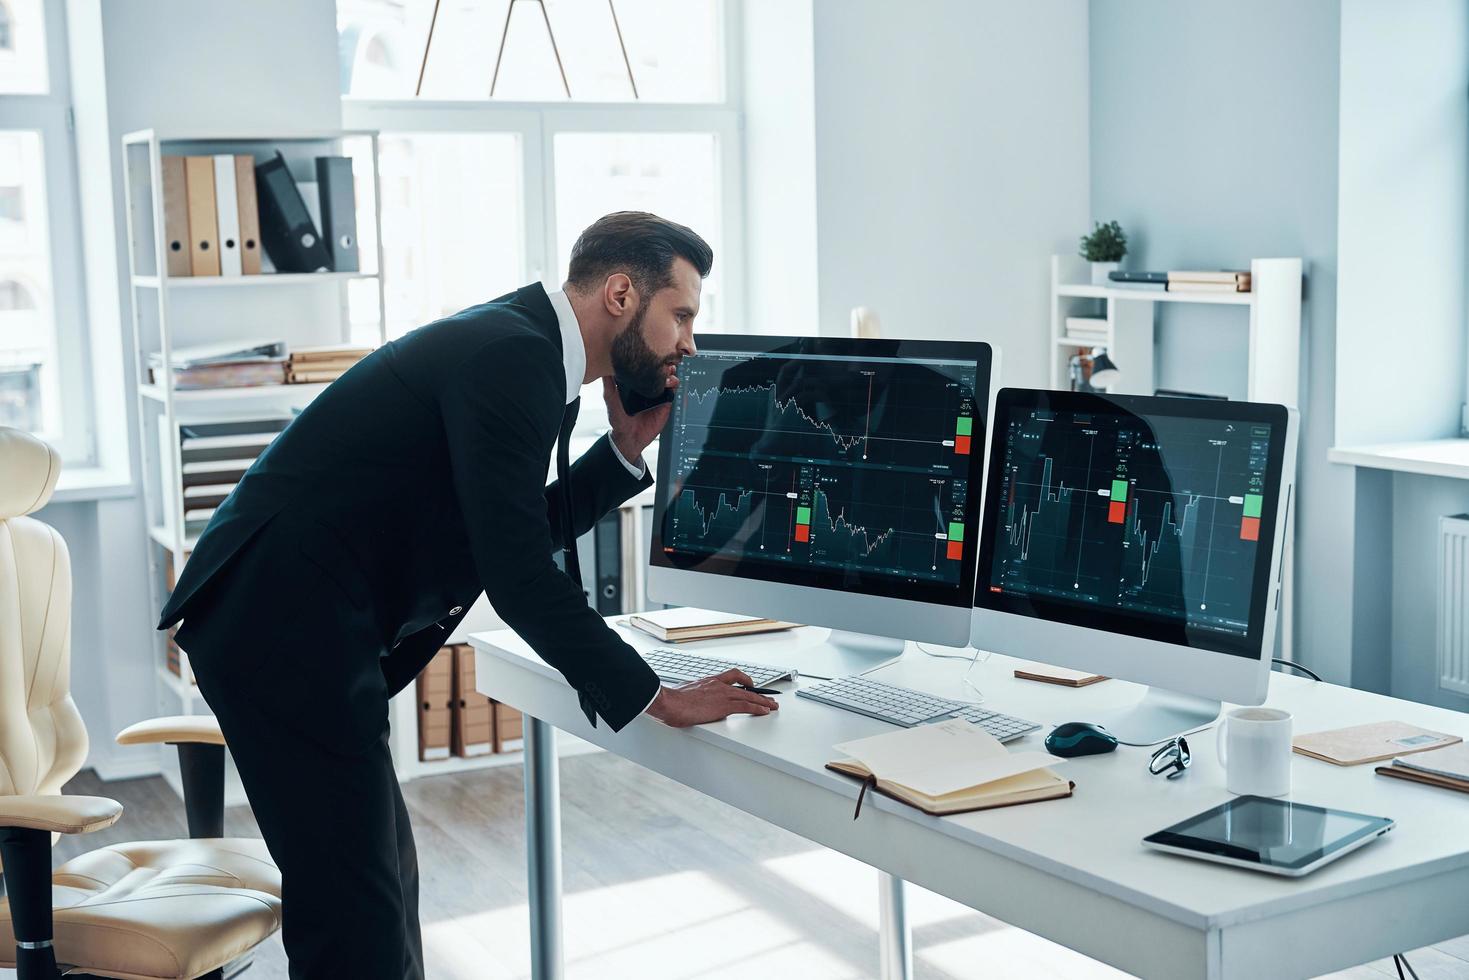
159, 212, 778, 979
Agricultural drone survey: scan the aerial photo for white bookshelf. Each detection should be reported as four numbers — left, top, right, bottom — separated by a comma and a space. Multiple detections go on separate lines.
1048, 253, 1304, 659
123, 128, 389, 797
1048, 254, 1302, 402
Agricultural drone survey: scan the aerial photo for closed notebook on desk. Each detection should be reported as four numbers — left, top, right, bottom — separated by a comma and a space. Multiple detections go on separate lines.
629, 607, 798, 643
827, 719, 1072, 817
1375, 742, 1469, 795
1293, 721, 1460, 766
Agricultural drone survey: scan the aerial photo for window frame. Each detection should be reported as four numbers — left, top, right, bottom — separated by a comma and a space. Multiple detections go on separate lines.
0, 0, 93, 467
340, 2, 746, 335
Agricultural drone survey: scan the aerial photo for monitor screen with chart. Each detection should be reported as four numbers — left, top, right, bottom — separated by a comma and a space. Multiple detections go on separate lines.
973, 389, 1292, 659
648, 336, 993, 622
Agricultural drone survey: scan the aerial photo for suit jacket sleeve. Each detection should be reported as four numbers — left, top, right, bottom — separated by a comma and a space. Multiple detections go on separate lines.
382, 434, 650, 700
438, 334, 660, 731
544, 433, 651, 552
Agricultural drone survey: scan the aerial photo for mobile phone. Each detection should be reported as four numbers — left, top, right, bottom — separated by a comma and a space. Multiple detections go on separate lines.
616, 382, 674, 416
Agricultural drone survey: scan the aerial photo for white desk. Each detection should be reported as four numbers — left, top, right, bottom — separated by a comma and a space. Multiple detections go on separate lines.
471, 621, 1469, 980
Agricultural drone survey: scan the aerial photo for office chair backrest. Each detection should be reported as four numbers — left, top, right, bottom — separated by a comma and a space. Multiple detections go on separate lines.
0, 426, 87, 799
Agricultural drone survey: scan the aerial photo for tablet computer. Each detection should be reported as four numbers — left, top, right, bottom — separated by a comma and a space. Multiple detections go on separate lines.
1142, 796, 1394, 877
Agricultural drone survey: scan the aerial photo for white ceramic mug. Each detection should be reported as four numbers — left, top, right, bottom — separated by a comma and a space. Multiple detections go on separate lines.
1216, 707, 1293, 797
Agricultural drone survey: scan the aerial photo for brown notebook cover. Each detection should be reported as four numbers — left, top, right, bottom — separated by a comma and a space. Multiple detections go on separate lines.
1375, 765, 1469, 795
1013, 666, 1108, 688
826, 759, 1073, 817
1293, 721, 1461, 766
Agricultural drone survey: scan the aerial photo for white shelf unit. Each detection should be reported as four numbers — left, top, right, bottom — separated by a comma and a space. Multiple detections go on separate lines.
1048, 254, 1303, 402
1048, 254, 1305, 658
123, 128, 390, 796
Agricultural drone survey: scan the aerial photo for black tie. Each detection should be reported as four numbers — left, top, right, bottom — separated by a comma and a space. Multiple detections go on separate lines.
556, 397, 582, 588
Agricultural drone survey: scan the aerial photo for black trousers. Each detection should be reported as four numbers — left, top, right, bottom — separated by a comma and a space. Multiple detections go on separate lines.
177, 528, 424, 979
195, 664, 423, 979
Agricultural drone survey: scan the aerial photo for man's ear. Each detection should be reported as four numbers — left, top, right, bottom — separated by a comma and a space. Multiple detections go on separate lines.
603, 273, 638, 318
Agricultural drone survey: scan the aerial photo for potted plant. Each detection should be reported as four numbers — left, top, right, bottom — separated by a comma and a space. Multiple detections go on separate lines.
1080, 220, 1127, 284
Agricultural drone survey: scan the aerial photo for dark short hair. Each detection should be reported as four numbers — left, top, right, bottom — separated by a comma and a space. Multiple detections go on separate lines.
566, 211, 713, 298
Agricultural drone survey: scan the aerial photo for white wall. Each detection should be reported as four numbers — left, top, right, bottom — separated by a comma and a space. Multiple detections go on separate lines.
809, 0, 1090, 386
741, 0, 819, 335
1335, 0, 1468, 448
1335, 0, 1469, 711
42, 0, 341, 778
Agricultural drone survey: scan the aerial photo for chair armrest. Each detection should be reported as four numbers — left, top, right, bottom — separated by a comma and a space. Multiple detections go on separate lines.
116, 714, 225, 746
118, 716, 228, 839
0, 794, 122, 835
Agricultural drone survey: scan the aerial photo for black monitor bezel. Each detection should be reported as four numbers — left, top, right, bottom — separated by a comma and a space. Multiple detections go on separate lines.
972, 388, 1289, 658
649, 335, 993, 609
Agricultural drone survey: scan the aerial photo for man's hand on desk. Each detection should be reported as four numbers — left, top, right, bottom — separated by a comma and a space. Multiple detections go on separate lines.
646, 669, 780, 727
603, 377, 671, 467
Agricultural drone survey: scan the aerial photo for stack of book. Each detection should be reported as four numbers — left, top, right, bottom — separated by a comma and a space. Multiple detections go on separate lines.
148, 339, 287, 390
287, 344, 374, 384
1375, 743, 1469, 795
1107, 270, 1252, 293
1063, 316, 1108, 346
1166, 270, 1251, 293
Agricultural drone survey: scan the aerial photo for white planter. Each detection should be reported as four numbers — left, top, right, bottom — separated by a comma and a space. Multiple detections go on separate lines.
1090, 261, 1120, 285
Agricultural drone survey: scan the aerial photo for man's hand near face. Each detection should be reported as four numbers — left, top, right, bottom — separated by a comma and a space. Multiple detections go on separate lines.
604, 376, 672, 467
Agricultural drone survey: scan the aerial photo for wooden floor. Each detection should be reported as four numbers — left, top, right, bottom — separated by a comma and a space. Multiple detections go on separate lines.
8, 754, 1465, 979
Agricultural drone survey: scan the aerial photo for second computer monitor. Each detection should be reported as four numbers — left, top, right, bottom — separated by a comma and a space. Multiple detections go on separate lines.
647, 335, 994, 670
972, 388, 1297, 742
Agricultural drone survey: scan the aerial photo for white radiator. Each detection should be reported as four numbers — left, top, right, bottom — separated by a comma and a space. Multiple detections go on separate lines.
1438, 514, 1469, 695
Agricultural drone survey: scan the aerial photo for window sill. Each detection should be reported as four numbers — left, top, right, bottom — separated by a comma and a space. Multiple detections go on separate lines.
1328, 439, 1469, 481
50, 465, 136, 504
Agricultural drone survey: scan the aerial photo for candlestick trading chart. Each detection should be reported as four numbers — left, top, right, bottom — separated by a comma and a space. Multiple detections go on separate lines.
986, 405, 1274, 637
660, 348, 980, 586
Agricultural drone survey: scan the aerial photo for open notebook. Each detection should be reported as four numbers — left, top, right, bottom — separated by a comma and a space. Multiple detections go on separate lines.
827, 719, 1073, 817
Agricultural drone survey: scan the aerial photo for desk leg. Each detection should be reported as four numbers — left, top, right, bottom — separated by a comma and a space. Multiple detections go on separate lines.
524, 716, 564, 980
878, 871, 913, 980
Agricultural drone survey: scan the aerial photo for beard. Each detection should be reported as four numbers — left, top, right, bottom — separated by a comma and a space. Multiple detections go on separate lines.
610, 301, 672, 397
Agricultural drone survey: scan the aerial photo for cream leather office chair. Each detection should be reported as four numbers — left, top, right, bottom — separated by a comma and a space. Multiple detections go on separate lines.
0, 427, 282, 980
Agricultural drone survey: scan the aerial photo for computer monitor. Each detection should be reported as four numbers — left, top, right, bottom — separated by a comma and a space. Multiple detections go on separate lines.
971, 389, 1297, 744
647, 335, 995, 678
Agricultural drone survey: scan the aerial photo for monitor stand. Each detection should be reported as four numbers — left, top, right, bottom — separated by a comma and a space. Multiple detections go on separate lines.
792, 630, 906, 680
1088, 687, 1221, 746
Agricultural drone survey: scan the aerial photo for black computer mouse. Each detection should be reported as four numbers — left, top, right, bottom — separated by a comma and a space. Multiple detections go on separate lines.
1045, 722, 1119, 757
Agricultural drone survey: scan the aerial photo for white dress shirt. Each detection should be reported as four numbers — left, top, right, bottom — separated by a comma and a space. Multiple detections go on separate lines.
545, 285, 645, 479
545, 284, 662, 721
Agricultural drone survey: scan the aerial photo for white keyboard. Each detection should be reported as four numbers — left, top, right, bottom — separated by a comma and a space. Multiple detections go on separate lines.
796, 675, 1041, 742
641, 647, 797, 687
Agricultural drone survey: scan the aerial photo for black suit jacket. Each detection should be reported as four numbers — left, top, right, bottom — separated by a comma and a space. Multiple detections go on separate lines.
161, 283, 660, 749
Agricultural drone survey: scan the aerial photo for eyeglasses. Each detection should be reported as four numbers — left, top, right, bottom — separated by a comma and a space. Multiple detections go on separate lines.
1148, 736, 1191, 779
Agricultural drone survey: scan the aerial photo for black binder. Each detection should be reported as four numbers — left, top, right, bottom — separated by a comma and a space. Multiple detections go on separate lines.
550, 512, 623, 615
593, 512, 623, 615
315, 156, 359, 272
254, 151, 330, 273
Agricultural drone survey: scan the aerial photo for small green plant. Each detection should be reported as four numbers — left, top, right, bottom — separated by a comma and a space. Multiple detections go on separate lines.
1080, 221, 1127, 262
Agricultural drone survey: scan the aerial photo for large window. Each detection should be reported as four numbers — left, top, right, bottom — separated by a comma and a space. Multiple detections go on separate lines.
0, 0, 89, 462
339, 0, 741, 341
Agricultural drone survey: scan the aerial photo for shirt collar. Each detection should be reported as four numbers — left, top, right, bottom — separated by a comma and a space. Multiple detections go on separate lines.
544, 284, 585, 406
